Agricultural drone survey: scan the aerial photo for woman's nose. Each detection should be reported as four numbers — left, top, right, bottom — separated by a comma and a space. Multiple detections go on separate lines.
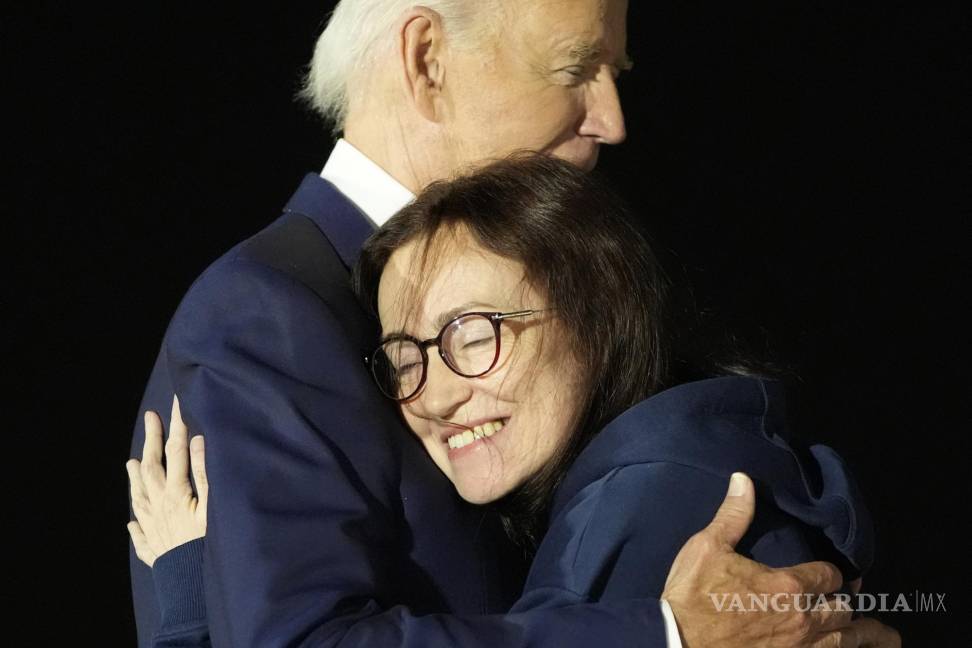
414, 351, 472, 419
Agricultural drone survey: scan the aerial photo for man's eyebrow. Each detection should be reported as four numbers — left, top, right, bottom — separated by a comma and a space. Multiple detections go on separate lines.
566, 41, 634, 71
567, 41, 601, 64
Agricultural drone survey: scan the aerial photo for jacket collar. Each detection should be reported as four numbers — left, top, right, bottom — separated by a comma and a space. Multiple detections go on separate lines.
283, 173, 375, 270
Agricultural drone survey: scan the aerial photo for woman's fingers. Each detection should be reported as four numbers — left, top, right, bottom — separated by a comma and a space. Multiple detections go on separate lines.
164, 396, 191, 493
190, 435, 209, 519
141, 410, 166, 494
127, 520, 158, 568
127, 401, 207, 563
142, 410, 164, 464
127, 459, 151, 524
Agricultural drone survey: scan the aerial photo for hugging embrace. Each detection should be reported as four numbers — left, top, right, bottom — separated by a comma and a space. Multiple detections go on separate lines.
126, 2, 900, 647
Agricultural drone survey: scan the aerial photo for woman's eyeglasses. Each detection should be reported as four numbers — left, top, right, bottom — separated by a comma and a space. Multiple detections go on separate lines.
366, 309, 550, 402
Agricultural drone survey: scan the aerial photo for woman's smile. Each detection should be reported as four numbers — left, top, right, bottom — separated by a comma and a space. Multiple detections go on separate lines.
377, 228, 582, 504
442, 417, 508, 451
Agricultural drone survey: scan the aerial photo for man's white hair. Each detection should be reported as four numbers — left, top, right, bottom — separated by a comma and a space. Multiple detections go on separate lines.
300, 0, 501, 133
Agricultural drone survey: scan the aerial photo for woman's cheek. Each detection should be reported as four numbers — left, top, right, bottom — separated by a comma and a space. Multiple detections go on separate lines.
484, 367, 522, 402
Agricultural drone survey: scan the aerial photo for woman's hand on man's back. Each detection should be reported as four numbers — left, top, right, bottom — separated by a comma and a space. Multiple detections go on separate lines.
126, 396, 208, 568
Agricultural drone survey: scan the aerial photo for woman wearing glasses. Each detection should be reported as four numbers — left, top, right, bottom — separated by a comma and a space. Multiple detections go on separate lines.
131, 155, 881, 643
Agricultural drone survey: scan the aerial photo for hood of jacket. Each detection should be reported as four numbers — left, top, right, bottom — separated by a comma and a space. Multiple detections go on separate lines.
553, 376, 875, 573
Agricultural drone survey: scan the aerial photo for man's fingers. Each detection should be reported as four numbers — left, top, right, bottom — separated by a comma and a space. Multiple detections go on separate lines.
190, 435, 208, 516
807, 604, 854, 635
774, 560, 843, 596
704, 472, 755, 548
848, 617, 901, 648
810, 630, 855, 648
164, 396, 191, 492
811, 617, 901, 648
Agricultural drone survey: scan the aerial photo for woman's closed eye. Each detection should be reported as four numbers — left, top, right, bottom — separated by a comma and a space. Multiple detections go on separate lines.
396, 361, 423, 375
461, 336, 494, 350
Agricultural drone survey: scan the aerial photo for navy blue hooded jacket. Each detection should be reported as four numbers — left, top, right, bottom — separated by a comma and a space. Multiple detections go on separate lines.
515, 376, 872, 609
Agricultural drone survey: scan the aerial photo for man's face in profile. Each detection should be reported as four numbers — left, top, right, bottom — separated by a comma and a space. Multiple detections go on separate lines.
444, 0, 630, 171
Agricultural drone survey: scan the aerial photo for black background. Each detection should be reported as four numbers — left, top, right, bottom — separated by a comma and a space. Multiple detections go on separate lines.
7, 1, 967, 643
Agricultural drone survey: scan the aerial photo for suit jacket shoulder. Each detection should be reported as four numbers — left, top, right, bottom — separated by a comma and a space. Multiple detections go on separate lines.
237, 211, 352, 308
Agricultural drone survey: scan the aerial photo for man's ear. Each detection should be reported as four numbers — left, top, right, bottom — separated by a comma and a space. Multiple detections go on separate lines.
398, 7, 447, 123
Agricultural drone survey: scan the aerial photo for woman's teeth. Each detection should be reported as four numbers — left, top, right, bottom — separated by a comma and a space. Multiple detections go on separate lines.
448, 420, 504, 449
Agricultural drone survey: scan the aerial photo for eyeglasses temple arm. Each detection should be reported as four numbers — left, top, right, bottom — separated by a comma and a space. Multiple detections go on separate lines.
494, 308, 553, 321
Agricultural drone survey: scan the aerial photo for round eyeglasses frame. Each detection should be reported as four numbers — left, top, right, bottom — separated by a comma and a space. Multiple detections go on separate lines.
365, 309, 550, 402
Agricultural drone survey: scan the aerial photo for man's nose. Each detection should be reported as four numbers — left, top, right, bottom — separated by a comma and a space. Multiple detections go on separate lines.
414, 352, 472, 419
580, 69, 627, 145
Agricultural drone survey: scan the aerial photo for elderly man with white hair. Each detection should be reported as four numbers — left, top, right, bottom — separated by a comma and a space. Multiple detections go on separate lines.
128, 1, 897, 647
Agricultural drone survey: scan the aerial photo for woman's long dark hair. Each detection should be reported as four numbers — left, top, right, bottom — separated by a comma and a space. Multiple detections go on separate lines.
353, 153, 671, 552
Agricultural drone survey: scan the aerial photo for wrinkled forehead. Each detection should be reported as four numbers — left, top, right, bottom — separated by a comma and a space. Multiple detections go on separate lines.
509, 0, 629, 65
376, 227, 533, 338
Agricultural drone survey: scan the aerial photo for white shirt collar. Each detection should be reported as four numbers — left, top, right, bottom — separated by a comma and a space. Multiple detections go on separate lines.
320, 138, 415, 227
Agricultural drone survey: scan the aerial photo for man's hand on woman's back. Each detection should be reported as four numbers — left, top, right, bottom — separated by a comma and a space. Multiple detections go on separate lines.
663, 473, 901, 647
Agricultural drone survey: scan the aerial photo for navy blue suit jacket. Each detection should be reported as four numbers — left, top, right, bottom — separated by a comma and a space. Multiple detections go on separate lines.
516, 376, 873, 608
130, 174, 668, 647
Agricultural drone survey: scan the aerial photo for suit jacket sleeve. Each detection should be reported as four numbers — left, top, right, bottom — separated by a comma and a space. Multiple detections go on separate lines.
152, 256, 669, 648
